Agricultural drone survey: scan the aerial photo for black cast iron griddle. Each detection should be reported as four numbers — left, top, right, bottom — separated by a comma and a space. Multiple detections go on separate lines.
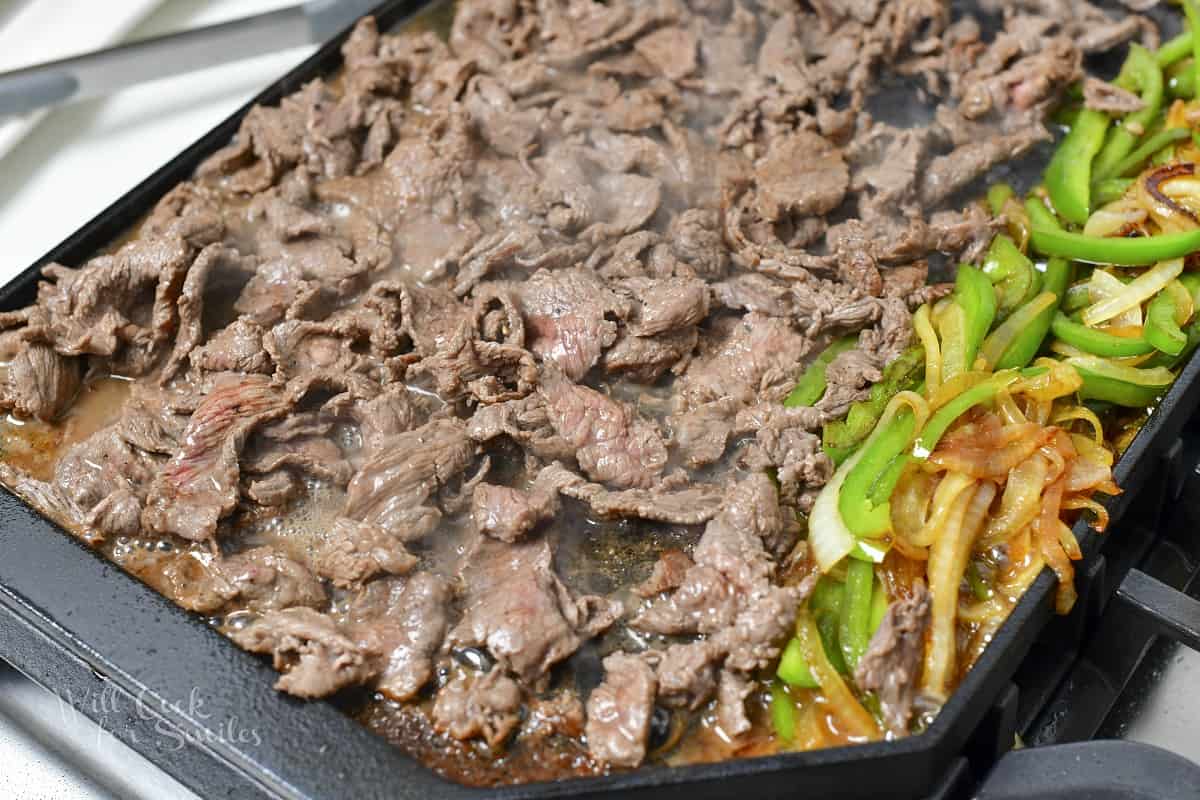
2, 1, 1200, 798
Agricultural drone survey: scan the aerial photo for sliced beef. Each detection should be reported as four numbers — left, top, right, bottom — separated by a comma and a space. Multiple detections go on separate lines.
633, 564, 738, 635
230, 607, 376, 698
1083, 76, 1146, 115
585, 653, 657, 767
541, 462, 725, 526
349, 573, 453, 701
675, 313, 817, 410
189, 318, 272, 375
471, 470, 560, 542
314, 518, 418, 588
754, 131, 850, 221
2, 233, 196, 374
855, 581, 932, 735
342, 418, 475, 541
633, 550, 693, 598
142, 374, 291, 542
449, 535, 620, 685
432, 666, 524, 747
54, 426, 161, 539
539, 369, 667, 490
2, 343, 80, 422
518, 268, 629, 381
219, 546, 327, 612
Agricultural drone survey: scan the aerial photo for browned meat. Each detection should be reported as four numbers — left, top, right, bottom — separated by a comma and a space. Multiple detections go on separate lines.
433, 666, 524, 747
54, 427, 161, 539
313, 518, 418, 588
1, 232, 198, 373
231, 607, 376, 698
189, 318, 272, 375
518, 268, 629, 381
633, 564, 738, 635
754, 131, 850, 221
855, 581, 933, 735
1083, 77, 1146, 115
471, 469, 560, 542
449, 535, 620, 685
3, 343, 80, 422
349, 573, 454, 701
634, 550, 694, 598
220, 546, 327, 612
539, 370, 667, 490
585, 653, 657, 767
142, 374, 291, 542
342, 418, 475, 541
542, 462, 725, 525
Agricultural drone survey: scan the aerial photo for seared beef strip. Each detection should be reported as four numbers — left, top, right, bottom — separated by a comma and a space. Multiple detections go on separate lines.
855, 582, 933, 735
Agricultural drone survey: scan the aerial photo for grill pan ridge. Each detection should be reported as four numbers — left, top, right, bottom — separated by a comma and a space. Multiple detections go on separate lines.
0, 2, 1194, 798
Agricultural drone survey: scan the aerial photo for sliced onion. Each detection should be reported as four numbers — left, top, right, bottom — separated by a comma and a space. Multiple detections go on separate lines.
914, 303, 942, 395
1082, 200, 1148, 238
892, 467, 936, 551
911, 471, 976, 548
808, 448, 863, 573
978, 454, 1048, 549
796, 610, 880, 741
1034, 478, 1077, 614
922, 480, 995, 701
1089, 269, 1144, 328
1062, 495, 1111, 532
1051, 406, 1107, 445
1081, 258, 1184, 327
1010, 357, 1084, 402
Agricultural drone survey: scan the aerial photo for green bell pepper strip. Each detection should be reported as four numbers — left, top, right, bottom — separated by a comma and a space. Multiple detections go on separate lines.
1101, 127, 1192, 181
982, 235, 1039, 317
1157, 32, 1194, 68
1025, 195, 1064, 233
1144, 281, 1191, 357
868, 578, 888, 634
1050, 312, 1156, 357
1093, 46, 1165, 180
1186, 1, 1200, 104
963, 263, 999, 359
1145, 274, 1200, 368
1065, 356, 1176, 407
786, 336, 858, 408
838, 559, 875, 672
941, 264, 998, 380
966, 562, 991, 602
777, 637, 818, 689
912, 371, 1023, 459
822, 347, 925, 465
1046, 109, 1111, 226
992, 258, 1072, 369
1030, 227, 1200, 266
838, 408, 916, 539
987, 183, 1015, 217
1093, 178, 1135, 208
1062, 281, 1094, 313
1168, 58, 1196, 99
811, 577, 850, 675
770, 683, 796, 742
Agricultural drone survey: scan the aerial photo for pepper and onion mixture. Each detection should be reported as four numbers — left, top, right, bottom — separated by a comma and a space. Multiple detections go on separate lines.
769, 12, 1200, 745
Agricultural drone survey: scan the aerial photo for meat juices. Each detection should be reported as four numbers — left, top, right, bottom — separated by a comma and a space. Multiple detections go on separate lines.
0, 0, 1153, 786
